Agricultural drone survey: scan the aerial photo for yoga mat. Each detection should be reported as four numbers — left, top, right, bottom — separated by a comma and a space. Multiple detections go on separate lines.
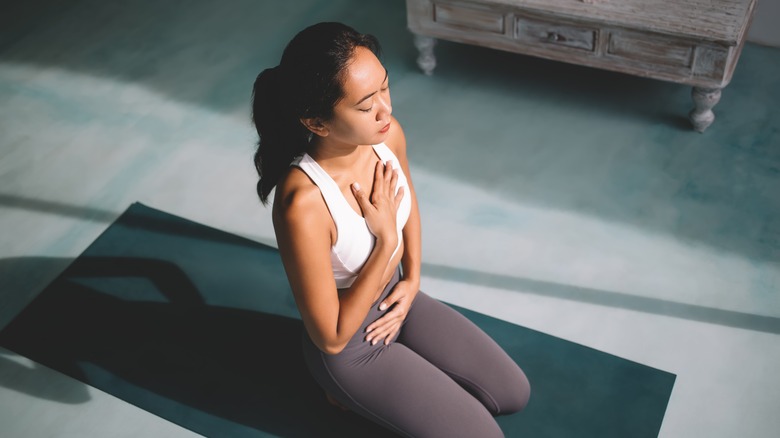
0, 203, 675, 437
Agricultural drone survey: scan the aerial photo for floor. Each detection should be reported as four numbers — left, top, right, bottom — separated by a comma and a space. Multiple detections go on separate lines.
1, 1, 778, 437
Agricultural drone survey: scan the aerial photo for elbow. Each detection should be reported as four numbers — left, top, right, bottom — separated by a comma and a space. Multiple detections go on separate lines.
310, 333, 347, 355
306, 327, 348, 355
322, 341, 347, 356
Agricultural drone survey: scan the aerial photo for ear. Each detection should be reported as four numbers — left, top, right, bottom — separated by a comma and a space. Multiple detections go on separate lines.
301, 117, 329, 137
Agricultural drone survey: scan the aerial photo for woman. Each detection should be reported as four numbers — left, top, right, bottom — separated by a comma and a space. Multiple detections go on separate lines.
252, 22, 530, 438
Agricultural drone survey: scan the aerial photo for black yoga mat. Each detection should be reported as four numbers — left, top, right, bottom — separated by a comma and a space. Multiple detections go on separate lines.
0, 203, 675, 437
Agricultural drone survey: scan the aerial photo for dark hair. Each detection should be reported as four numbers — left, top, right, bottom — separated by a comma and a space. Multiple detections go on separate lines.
251, 22, 381, 204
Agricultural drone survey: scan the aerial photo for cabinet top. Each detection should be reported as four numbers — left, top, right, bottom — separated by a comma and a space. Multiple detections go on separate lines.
420, 0, 757, 44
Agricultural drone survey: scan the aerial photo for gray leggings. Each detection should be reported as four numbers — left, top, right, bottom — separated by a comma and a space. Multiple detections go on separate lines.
301, 269, 531, 437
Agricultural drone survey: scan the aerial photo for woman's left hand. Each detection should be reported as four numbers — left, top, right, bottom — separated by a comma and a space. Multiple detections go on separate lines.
365, 279, 419, 345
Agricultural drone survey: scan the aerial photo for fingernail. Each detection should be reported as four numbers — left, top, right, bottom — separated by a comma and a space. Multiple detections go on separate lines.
352, 182, 361, 191
379, 303, 387, 311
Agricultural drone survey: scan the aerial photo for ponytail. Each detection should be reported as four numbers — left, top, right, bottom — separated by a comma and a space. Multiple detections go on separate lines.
252, 66, 309, 204
250, 22, 381, 205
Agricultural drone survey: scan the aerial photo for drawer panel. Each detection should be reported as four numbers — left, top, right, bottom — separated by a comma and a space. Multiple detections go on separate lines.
607, 32, 694, 69
433, 2, 505, 34
515, 17, 596, 52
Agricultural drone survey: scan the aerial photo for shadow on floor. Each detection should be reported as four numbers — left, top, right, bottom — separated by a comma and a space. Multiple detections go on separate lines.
1, 197, 777, 334
0, 350, 91, 404
0, 202, 678, 438
0, 255, 396, 438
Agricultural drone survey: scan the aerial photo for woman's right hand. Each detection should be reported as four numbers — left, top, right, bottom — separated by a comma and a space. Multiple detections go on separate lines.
351, 160, 405, 246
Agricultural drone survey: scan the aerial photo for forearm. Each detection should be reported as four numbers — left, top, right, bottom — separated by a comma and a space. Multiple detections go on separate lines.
363, 200, 422, 347
400, 195, 422, 288
330, 238, 397, 352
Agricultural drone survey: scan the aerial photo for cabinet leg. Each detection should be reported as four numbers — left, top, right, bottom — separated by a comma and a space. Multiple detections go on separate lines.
413, 34, 437, 75
689, 87, 722, 132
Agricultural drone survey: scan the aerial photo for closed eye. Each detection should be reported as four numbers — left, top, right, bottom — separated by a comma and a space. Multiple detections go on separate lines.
358, 77, 390, 113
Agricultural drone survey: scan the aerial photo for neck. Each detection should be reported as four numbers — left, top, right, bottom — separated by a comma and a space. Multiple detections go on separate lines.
308, 137, 366, 172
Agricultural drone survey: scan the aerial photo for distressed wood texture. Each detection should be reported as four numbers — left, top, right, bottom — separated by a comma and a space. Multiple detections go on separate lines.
406, 0, 757, 131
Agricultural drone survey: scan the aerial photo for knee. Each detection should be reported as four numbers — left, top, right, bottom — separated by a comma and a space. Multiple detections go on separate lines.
495, 367, 531, 415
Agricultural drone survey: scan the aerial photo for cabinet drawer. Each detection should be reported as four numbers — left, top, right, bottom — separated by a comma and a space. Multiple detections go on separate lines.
514, 17, 596, 52
607, 31, 694, 69
433, 2, 505, 35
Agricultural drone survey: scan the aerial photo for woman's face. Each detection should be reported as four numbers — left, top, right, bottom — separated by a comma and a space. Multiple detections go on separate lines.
317, 46, 393, 147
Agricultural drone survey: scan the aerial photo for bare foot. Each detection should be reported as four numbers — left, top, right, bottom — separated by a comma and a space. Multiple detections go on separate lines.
326, 392, 349, 412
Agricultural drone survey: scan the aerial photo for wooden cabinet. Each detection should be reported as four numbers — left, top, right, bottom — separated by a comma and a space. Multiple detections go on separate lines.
406, 0, 758, 132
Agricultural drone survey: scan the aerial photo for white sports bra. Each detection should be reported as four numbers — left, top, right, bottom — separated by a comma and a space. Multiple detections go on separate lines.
291, 143, 411, 288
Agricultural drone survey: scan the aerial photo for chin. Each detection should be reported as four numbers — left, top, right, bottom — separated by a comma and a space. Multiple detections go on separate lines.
375, 131, 391, 143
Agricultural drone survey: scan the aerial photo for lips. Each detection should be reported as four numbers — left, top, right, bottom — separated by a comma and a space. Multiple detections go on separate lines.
379, 122, 391, 133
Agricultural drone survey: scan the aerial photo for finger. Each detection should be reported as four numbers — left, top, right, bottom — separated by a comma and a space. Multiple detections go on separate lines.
375, 160, 385, 187
371, 161, 385, 203
394, 186, 405, 210
379, 290, 404, 311
384, 326, 400, 345
389, 167, 399, 197
379, 323, 401, 345
366, 309, 406, 341
351, 182, 371, 212
382, 162, 393, 195
366, 308, 402, 334
369, 322, 400, 345
380, 282, 411, 311
366, 315, 389, 336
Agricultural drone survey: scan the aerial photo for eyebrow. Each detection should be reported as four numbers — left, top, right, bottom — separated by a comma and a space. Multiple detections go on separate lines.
354, 69, 389, 106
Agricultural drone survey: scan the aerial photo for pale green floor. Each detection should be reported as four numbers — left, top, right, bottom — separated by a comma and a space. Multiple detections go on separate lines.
1, 1, 779, 437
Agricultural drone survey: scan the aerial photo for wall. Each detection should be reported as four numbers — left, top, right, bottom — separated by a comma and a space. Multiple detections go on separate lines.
748, 0, 780, 47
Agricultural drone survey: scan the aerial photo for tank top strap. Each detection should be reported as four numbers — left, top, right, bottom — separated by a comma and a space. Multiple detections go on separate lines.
291, 153, 357, 223
371, 142, 397, 166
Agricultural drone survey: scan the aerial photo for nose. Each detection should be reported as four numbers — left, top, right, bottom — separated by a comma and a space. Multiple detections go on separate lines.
376, 93, 392, 122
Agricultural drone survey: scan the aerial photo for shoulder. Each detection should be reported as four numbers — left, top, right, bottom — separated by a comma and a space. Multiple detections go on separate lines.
272, 166, 328, 228
383, 115, 407, 159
